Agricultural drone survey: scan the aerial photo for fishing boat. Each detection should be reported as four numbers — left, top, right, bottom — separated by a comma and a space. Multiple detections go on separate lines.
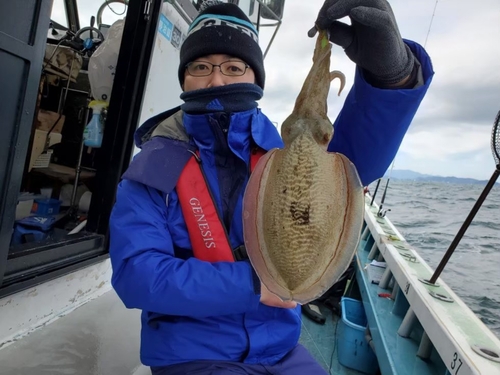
1, 1, 499, 374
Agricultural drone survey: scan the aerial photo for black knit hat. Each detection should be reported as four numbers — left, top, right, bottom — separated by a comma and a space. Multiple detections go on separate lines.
178, 1, 265, 89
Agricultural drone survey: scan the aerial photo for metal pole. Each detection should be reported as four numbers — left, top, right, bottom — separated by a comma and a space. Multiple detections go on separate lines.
361, 225, 370, 241
70, 97, 92, 209
417, 331, 433, 359
263, 22, 281, 59
398, 308, 417, 338
379, 267, 393, 289
367, 242, 379, 260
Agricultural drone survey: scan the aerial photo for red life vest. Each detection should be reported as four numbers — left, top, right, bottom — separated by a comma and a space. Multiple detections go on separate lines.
176, 148, 266, 262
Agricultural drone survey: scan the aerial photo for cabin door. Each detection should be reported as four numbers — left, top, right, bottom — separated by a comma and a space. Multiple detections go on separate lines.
0, 1, 53, 285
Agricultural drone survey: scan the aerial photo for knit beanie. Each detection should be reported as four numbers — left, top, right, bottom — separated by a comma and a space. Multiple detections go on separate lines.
178, 1, 265, 89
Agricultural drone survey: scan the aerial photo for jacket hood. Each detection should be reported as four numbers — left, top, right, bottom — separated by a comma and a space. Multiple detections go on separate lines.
134, 106, 182, 148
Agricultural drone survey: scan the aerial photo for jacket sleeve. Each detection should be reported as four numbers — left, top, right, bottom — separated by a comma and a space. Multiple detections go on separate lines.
328, 40, 434, 186
109, 179, 261, 318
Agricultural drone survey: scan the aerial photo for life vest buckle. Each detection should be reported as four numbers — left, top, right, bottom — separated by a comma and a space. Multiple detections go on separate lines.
233, 245, 248, 261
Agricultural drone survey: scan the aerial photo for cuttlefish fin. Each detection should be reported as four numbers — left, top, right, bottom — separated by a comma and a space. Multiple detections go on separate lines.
243, 149, 293, 300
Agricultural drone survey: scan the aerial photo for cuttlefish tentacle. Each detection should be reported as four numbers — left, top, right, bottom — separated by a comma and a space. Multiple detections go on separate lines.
242, 29, 364, 304
288, 31, 334, 123
280, 31, 346, 149
330, 70, 345, 96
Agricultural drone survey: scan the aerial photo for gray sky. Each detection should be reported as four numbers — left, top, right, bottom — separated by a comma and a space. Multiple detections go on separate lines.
58, 0, 500, 180
259, 0, 500, 180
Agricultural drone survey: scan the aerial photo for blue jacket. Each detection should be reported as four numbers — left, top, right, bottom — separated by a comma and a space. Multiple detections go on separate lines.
109, 41, 433, 367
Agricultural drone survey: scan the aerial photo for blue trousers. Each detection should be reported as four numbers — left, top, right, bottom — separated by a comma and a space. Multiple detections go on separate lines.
151, 344, 328, 375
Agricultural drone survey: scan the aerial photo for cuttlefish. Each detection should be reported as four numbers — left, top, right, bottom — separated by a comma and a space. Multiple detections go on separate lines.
242, 30, 364, 304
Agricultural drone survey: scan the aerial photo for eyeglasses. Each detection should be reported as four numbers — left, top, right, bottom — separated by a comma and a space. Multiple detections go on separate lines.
185, 60, 251, 77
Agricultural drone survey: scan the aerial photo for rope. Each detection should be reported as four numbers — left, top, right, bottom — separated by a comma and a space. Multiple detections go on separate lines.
424, 0, 439, 48
105, 0, 128, 17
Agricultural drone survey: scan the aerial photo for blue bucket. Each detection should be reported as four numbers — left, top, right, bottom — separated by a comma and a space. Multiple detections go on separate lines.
338, 297, 379, 375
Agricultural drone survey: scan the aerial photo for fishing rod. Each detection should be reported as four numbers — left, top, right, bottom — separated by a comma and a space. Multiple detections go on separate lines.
377, 160, 396, 217
370, 178, 381, 206
376, 179, 391, 217
429, 110, 500, 284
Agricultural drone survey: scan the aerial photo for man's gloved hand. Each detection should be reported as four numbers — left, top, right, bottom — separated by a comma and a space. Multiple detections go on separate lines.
310, 0, 415, 87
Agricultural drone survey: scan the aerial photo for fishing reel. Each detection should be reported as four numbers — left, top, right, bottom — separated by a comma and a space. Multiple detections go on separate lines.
377, 207, 391, 218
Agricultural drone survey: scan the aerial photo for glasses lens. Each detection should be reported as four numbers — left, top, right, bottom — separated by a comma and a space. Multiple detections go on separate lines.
186, 61, 248, 77
187, 62, 212, 76
220, 61, 247, 76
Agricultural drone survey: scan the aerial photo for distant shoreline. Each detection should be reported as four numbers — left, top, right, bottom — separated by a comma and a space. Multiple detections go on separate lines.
382, 169, 498, 185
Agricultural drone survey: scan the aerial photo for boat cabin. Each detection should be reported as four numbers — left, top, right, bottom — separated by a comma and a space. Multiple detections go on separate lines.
0, 0, 283, 297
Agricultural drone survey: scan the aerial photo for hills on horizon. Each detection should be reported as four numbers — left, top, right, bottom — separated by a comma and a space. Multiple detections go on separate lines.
384, 169, 494, 185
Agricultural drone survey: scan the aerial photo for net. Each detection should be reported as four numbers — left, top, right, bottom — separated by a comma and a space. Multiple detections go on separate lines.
492, 110, 500, 165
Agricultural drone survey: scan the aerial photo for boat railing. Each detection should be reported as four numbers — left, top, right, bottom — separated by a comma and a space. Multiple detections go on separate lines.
357, 194, 500, 375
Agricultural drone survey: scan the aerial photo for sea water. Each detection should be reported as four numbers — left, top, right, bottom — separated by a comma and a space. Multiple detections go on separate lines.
368, 179, 500, 338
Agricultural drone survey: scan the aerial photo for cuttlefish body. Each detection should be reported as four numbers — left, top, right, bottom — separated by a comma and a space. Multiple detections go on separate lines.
242, 30, 364, 304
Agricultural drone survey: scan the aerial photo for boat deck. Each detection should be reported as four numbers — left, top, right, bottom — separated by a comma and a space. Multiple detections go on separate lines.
0, 290, 149, 375
301, 304, 364, 374
355, 234, 446, 375
0, 287, 365, 375
3, 197, 499, 374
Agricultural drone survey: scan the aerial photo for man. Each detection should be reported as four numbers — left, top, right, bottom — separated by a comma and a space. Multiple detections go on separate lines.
109, 1, 433, 374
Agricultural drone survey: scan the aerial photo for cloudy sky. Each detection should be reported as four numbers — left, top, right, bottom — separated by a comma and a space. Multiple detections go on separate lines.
258, 0, 500, 180
57, 0, 500, 180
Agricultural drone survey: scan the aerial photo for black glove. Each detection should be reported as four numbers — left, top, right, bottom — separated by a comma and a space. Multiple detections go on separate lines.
311, 0, 415, 87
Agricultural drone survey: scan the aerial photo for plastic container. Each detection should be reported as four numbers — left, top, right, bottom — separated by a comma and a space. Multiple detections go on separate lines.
338, 297, 379, 375
11, 216, 56, 245
40, 187, 53, 199
12, 224, 48, 245
16, 193, 37, 220
83, 100, 108, 148
31, 198, 62, 216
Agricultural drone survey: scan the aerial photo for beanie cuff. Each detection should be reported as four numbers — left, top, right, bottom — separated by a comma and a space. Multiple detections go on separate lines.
178, 3, 265, 89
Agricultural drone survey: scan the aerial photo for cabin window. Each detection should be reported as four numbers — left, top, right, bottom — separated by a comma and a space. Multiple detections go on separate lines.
190, 0, 255, 17
260, 0, 285, 20
50, 0, 68, 29
2, 0, 283, 297
2, 0, 131, 292
77, 0, 128, 37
